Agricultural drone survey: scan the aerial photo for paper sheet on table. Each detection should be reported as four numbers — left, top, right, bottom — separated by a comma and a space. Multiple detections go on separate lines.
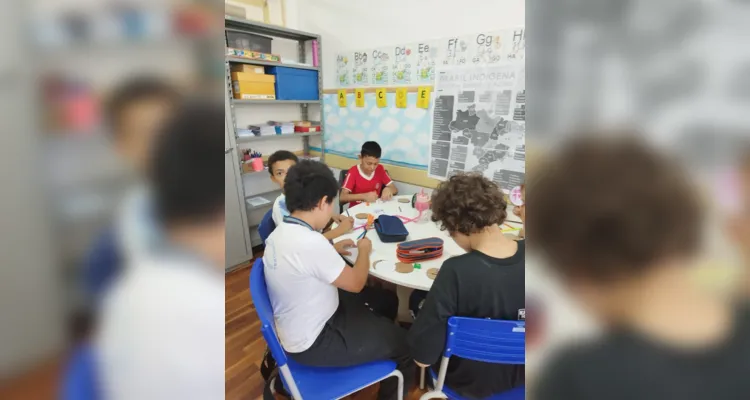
340, 245, 374, 263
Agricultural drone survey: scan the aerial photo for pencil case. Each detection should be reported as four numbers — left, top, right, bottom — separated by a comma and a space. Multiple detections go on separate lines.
374, 215, 409, 243
396, 237, 444, 263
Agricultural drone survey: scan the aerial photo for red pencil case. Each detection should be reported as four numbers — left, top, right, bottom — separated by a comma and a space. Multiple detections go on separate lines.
396, 237, 444, 263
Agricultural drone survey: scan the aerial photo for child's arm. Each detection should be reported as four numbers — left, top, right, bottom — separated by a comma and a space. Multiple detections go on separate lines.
323, 217, 354, 241
340, 189, 378, 204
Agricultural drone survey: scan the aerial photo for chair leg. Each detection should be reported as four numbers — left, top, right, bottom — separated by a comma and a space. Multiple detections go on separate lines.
419, 390, 448, 400
390, 369, 405, 400
419, 366, 426, 390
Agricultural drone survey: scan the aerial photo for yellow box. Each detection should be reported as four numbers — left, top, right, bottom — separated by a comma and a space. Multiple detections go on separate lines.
230, 72, 275, 83
232, 81, 276, 99
230, 64, 265, 74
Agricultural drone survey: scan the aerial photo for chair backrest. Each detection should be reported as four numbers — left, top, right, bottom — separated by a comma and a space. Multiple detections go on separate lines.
258, 209, 276, 244
338, 169, 349, 213
62, 344, 98, 400
445, 317, 525, 365
249, 258, 288, 366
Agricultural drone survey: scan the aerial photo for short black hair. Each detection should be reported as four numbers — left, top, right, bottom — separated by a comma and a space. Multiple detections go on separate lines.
361, 141, 382, 158
150, 98, 224, 226
284, 160, 339, 213
267, 150, 299, 176
106, 76, 178, 135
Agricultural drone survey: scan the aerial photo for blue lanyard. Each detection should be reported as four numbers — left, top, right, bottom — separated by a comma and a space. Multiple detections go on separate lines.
283, 216, 316, 232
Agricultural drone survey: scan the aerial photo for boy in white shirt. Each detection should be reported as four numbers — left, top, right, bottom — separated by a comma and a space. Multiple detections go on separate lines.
263, 160, 414, 400
96, 99, 224, 400
268, 150, 354, 243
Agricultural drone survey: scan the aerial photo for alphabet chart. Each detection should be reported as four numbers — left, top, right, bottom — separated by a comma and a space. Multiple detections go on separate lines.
335, 28, 524, 87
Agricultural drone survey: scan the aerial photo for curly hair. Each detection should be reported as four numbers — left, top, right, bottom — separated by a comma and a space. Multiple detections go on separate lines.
430, 173, 508, 235
527, 135, 703, 282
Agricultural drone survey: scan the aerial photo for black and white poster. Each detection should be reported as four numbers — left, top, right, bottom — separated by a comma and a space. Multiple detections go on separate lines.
428, 63, 526, 191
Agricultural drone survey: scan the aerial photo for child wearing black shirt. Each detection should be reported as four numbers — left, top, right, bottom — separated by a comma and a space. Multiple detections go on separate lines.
530, 136, 750, 400
407, 173, 525, 398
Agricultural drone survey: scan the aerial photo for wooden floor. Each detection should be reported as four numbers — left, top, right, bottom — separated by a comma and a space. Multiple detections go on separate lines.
225, 258, 427, 400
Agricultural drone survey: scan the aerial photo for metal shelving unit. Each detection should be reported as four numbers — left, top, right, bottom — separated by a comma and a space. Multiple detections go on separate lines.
224, 16, 325, 251
236, 131, 322, 143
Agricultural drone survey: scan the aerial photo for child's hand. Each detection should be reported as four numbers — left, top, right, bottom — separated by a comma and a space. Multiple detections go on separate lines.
357, 237, 372, 253
337, 216, 354, 233
381, 187, 394, 201
363, 191, 379, 202
334, 239, 355, 256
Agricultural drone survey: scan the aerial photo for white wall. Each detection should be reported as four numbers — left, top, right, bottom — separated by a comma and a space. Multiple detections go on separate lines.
298, 0, 525, 88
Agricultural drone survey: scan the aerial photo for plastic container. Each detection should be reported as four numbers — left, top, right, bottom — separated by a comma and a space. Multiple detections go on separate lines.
226, 31, 272, 53
266, 66, 319, 100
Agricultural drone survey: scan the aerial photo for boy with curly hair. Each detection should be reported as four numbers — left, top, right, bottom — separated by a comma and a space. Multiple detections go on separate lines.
407, 173, 525, 399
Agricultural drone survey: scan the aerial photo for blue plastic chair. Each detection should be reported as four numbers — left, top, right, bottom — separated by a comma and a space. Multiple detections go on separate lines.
249, 258, 404, 399
258, 209, 276, 244
421, 317, 526, 400
61, 344, 98, 400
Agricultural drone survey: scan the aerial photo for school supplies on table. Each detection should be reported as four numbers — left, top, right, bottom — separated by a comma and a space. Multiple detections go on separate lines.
396, 237, 444, 263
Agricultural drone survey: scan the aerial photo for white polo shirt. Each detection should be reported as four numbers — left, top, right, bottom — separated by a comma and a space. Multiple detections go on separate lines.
95, 253, 224, 400
271, 194, 289, 226
263, 218, 345, 353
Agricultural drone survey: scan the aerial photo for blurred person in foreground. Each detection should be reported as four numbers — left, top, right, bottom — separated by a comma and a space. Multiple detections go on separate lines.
95, 99, 224, 399
727, 148, 750, 280
529, 135, 750, 400
84, 77, 178, 305
407, 173, 525, 398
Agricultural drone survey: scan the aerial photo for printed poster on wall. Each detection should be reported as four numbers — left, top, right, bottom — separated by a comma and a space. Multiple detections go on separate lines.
334, 28, 524, 88
391, 44, 414, 85
351, 50, 370, 86
427, 63, 526, 192
336, 52, 351, 86
371, 47, 391, 85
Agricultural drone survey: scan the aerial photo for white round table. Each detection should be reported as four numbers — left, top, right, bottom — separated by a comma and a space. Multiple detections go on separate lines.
333, 195, 522, 291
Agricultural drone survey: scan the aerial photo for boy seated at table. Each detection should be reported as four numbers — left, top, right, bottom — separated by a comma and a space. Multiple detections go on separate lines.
263, 160, 414, 400
407, 173, 525, 399
268, 150, 354, 241
340, 141, 398, 208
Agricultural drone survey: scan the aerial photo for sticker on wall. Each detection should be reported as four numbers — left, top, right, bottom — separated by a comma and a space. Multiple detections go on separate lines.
355, 88, 366, 107
338, 89, 348, 107
395, 87, 408, 108
416, 86, 431, 108
376, 88, 388, 108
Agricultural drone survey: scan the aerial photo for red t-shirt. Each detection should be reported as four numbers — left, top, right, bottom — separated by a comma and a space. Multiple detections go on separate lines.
342, 164, 392, 208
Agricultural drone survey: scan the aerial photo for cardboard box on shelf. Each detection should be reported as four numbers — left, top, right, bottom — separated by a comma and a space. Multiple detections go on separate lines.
230, 72, 275, 82
232, 72, 276, 100
230, 64, 265, 74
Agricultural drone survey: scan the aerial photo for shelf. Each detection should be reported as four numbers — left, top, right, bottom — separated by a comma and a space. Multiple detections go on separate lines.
237, 131, 322, 143
226, 56, 319, 71
242, 169, 268, 177
233, 99, 321, 105
245, 188, 282, 201
225, 16, 319, 41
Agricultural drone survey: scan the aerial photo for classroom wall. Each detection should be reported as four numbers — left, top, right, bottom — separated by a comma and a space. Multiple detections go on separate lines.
295, 0, 525, 187
297, 0, 525, 89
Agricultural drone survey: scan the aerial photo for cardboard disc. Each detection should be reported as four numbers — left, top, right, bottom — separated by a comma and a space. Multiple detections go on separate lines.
395, 262, 414, 273
426, 268, 439, 280
398, 198, 411, 203
355, 213, 371, 219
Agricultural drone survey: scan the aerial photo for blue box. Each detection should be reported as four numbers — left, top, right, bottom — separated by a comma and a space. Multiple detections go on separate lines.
266, 66, 319, 100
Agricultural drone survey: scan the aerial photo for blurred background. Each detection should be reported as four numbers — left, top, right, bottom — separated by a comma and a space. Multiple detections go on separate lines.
526, 0, 750, 386
0, 0, 222, 397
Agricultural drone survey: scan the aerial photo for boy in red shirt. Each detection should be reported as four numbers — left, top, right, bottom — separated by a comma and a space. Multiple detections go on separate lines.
340, 141, 398, 208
